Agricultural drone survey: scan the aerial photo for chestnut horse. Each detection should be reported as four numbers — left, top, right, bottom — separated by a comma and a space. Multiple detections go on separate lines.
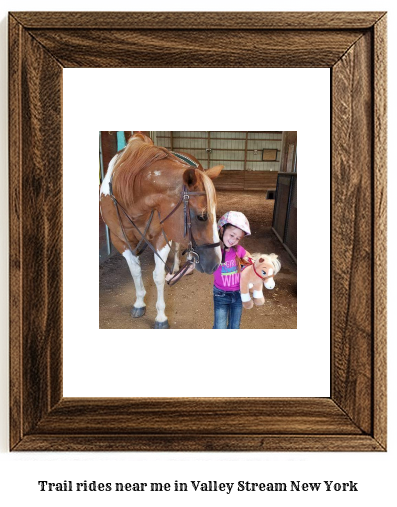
100, 133, 224, 328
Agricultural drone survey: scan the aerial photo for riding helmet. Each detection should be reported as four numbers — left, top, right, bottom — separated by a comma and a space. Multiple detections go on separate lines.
217, 211, 251, 236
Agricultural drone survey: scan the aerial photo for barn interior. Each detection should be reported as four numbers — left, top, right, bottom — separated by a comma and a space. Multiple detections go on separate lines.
99, 131, 297, 329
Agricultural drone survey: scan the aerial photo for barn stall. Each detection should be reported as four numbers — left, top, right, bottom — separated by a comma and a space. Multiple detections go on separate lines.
99, 131, 297, 329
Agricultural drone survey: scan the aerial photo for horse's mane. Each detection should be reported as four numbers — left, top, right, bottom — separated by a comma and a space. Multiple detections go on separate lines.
251, 253, 281, 275
112, 134, 184, 206
112, 134, 217, 217
199, 170, 217, 221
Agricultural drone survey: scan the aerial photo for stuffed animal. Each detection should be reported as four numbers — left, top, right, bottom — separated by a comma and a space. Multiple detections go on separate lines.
240, 253, 281, 309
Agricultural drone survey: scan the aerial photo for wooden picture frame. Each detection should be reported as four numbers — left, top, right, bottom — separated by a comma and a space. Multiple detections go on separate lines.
9, 11, 387, 451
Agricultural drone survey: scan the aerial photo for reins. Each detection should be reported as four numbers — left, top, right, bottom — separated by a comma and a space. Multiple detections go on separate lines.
109, 178, 168, 267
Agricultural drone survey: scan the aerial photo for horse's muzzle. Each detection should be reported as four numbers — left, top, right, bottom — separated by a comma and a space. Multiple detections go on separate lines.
195, 262, 220, 274
194, 246, 221, 274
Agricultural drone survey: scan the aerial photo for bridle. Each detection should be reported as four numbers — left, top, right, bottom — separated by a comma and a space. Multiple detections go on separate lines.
247, 257, 277, 282
108, 179, 220, 284
159, 184, 220, 263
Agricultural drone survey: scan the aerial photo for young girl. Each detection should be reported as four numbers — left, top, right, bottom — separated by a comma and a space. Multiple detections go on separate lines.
213, 211, 251, 329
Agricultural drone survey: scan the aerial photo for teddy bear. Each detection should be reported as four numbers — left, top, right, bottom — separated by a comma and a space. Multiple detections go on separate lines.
240, 253, 281, 309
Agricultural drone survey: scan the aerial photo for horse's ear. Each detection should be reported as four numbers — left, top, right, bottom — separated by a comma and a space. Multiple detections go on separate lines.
205, 165, 224, 180
132, 132, 146, 142
132, 132, 153, 144
183, 168, 198, 187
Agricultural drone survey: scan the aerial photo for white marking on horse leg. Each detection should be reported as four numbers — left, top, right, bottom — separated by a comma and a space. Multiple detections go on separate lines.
122, 250, 146, 308
153, 244, 171, 323
100, 154, 118, 196
173, 242, 180, 272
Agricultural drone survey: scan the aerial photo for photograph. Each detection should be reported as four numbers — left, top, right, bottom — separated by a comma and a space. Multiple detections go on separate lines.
99, 131, 297, 330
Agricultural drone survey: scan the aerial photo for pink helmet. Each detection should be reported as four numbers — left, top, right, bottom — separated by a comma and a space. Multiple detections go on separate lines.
217, 211, 251, 236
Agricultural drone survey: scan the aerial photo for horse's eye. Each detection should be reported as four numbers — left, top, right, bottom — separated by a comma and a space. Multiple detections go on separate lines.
197, 213, 208, 222
262, 270, 267, 276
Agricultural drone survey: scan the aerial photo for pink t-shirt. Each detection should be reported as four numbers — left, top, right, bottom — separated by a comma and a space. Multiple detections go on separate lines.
213, 245, 247, 291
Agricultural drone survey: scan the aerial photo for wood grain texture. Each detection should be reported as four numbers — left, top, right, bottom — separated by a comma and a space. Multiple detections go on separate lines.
28, 29, 363, 68
11, 11, 386, 29
332, 32, 373, 434
214, 171, 279, 191
9, 11, 387, 452
9, 15, 23, 450
31, 398, 362, 435
14, 435, 383, 452
9, 16, 64, 447
331, 23, 387, 449
373, 14, 387, 449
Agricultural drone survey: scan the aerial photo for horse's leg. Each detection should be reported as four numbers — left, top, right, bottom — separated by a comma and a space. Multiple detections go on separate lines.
153, 244, 171, 329
253, 281, 265, 306
173, 242, 181, 273
171, 242, 194, 278
122, 250, 147, 318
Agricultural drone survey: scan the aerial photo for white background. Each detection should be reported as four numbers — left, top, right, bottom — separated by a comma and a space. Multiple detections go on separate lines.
63, 67, 330, 398
1, 1, 395, 507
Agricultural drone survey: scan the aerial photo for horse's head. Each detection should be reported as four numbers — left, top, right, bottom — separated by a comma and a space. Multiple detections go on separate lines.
253, 253, 281, 289
159, 164, 224, 275
184, 166, 224, 274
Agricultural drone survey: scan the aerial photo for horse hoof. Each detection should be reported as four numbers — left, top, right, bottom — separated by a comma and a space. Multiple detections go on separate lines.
154, 320, 170, 329
131, 306, 146, 318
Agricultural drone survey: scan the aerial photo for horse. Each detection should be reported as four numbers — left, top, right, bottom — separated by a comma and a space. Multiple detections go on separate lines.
250, 252, 281, 290
100, 133, 224, 328
240, 253, 281, 309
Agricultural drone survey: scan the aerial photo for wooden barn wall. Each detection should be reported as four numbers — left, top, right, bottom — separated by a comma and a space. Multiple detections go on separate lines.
154, 131, 282, 191
280, 131, 297, 173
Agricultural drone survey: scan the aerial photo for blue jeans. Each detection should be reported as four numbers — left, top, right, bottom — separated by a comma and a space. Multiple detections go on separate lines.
213, 286, 243, 329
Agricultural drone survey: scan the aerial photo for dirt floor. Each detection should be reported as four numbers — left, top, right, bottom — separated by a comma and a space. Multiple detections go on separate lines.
99, 191, 297, 329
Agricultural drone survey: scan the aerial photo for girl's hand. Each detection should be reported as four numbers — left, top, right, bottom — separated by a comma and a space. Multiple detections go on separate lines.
242, 252, 252, 262
239, 256, 252, 268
